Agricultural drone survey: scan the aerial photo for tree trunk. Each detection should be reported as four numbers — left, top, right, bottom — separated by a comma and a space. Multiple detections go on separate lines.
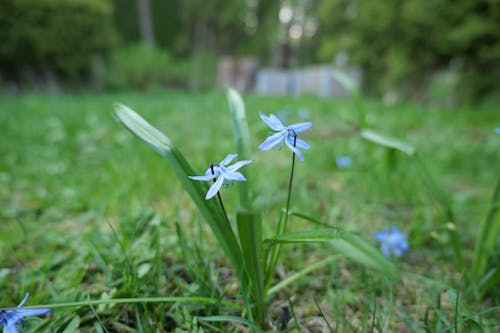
137, 0, 154, 46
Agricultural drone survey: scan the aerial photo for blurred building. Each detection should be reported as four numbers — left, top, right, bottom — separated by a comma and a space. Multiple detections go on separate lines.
217, 58, 360, 97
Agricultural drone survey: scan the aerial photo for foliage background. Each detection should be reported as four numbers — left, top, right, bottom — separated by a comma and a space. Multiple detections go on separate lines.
0, 0, 499, 102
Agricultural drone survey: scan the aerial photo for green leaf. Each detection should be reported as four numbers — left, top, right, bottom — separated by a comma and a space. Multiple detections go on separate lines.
56, 314, 80, 333
236, 210, 264, 322
473, 177, 500, 282
265, 228, 396, 278
268, 255, 340, 296
227, 87, 253, 209
360, 129, 415, 155
113, 104, 244, 278
462, 318, 484, 333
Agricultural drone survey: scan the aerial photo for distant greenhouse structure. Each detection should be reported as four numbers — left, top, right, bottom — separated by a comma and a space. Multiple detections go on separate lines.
217, 58, 361, 97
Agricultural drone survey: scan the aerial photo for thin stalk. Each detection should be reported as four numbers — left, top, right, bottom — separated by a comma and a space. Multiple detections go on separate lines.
210, 164, 255, 323
3, 296, 225, 310
264, 132, 298, 293
217, 191, 231, 226
283, 132, 298, 231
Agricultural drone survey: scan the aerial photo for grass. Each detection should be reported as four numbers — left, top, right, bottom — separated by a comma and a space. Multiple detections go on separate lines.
1, 89, 499, 332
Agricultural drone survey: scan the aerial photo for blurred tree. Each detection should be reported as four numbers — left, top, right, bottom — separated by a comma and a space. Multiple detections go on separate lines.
137, 0, 154, 46
112, 0, 180, 49
316, 0, 500, 103
112, 0, 280, 59
0, 0, 115, 82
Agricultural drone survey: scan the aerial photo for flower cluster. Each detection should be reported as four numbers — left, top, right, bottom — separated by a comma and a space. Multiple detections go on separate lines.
188, 154, 252, 200
190, 113, 311, 199
374, 226, 409, 257
258, 112, 312, 162
335, 156, 352, 168
0, 294, 51, 333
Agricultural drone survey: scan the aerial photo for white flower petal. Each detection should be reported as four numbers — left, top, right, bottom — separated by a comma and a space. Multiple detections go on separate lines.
259, 112, 285, 131
285, 139, 304, 161
221, 170, 246, 181
226, 160, 252, 171
206, 176, 224, 199
288, 122, 312, 134
259, 131, 286, 151
189, 174, 216, 181
220, 154, 238, 166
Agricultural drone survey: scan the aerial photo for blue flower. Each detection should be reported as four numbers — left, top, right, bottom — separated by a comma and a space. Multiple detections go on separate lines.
298, 107, 310, 119
0, 293, 51, 333
335, 156, 352, 168
189, 154, 252, 200
495, 127, 500, 134
374, 226, 409, 257
258, 112, 312, 161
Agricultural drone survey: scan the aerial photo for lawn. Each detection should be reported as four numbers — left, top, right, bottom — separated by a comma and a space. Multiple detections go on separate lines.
0, 90, 499, 332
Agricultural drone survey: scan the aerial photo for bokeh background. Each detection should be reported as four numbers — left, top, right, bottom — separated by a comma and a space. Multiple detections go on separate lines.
1, 0, 499, 104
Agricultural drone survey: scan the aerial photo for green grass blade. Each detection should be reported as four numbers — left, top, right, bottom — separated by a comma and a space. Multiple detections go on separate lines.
264, 208, 287, 293
265, 228, 396, 278
22, 296, 230, 310
236, 209, 264, 323
413, 154, 464, 270
360, 129, 415, 156
227, 87, 253, 209
113, 103, 244, 277
267, 255, 340, 296
473, 176, 500, 279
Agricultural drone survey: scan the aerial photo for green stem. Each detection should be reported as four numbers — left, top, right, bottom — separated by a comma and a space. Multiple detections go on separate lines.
6, 296, 227, 310
264, 132, 298, 293
217, 191, 231, 227
283, 134, 297, 231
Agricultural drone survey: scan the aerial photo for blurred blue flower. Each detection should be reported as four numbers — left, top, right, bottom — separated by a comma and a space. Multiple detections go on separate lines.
495, 127, 500, 134
277, 107, 292, 123
336, 156, 352, 168
298, 107, 310, 119
0, 293, 51, 333
374, 226, 409, 257
258, 112, 312, 161
189, 154, 252, 200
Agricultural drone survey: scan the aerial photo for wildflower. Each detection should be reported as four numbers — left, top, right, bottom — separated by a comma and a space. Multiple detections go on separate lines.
0, 293, 51, 333
374, 226, 409, 257
189, 154, 252, 200
335, 156, 352, 168
495, 127, 500, 134
258, 112, 312, 161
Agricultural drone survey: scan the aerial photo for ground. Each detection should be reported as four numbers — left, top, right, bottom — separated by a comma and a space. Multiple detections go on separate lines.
0, 90, 498, 332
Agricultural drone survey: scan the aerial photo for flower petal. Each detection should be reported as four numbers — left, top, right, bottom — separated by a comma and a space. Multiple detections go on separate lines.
286, 135, 310, 150
220, 154, 238, 166
288, 122, 312, 134
381, 244, 391, 257
15, 308, 51, 317
221, 170, 247, 182
285, 139, 304, 161
373, 230, 388, 242
206, 176, 224, 199
294, 138, 310, 150
259, 131, 286, 151
189, 174, 215, 181
4, 324, 20, 333
259, 112, 285, 131
17, 293, 29, 307
226, 160, 252, 171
